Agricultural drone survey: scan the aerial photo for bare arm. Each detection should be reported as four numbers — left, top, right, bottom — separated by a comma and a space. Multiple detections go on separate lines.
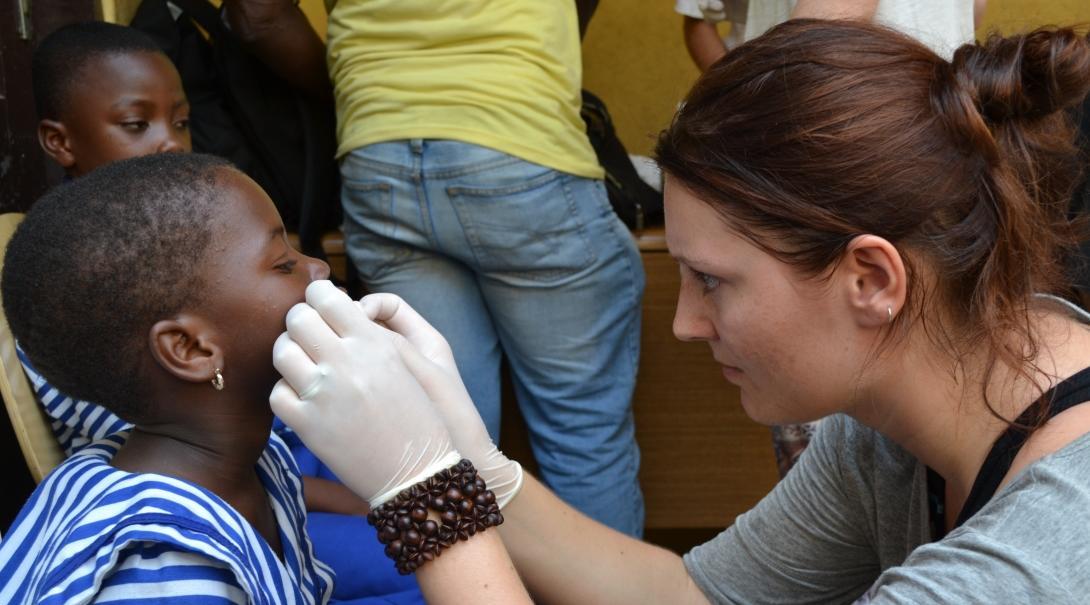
497, 475, 711, 604
301, 476, 370, 516
683, 17, 729, 73
416, 529, 533, 604
790, 0, 879, 20
222, 0, 332, 101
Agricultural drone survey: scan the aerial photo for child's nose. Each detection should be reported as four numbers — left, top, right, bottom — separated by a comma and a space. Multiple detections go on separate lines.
158, 135, 186, 154
306, 256, 331, 282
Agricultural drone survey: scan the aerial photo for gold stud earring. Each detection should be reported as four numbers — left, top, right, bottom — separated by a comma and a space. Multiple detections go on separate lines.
211, 368, 225, 391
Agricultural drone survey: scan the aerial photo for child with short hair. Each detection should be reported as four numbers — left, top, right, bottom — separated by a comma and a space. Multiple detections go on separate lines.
32, 21, 191, 177
0, 153, 334, 601
17, 21, 422, 603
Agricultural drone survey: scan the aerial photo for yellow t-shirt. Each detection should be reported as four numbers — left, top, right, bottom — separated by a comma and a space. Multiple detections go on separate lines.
325, 0, 603, 179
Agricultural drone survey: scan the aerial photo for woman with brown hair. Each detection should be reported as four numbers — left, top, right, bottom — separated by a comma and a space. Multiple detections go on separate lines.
269, 19, 1090, 604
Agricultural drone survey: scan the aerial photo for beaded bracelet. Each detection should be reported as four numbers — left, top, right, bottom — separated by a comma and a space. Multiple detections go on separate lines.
367, 458, 504, 574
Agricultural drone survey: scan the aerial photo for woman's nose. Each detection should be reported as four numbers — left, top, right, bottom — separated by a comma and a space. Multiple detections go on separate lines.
672, 287, 716, 343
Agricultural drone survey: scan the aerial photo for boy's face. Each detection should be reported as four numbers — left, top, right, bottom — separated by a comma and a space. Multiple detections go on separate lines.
199, 169, 331, 399
41, 52, 191, 176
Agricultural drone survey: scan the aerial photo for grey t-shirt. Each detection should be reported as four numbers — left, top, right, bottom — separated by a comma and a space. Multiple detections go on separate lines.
684, 413, 1090, 604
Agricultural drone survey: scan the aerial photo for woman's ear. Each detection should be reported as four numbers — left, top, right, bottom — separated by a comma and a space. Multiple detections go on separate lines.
149, 315, 223, 385
37, 120, 76, 169
840, 234, 907, 328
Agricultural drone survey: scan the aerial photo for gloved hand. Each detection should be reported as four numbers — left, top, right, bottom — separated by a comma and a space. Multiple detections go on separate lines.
361, 293, 524, 508
270, 280, 462, 507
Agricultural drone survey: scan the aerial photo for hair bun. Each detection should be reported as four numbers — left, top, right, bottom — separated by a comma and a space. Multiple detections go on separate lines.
950, 27, 1090, 124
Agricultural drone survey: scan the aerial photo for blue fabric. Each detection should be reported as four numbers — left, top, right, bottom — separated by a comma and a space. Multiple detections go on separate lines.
275, 428, 420, 603
16, 350, 424, 604
341, 139, 646, 536
17, 344, 130, 456
0, 432, 334, 604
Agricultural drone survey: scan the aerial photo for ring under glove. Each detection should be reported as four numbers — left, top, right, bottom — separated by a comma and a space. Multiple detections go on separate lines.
270, 280, 461, 507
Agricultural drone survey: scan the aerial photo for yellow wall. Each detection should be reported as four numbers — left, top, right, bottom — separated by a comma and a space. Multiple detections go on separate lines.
105, 0, 1090, 155
979, 0, 1090, 34
582, 0, 1090, 155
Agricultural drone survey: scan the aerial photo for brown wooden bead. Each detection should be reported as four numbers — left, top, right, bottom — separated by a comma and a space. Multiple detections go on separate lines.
371, 459, 503, 575
378, 525, 400, 544
420, 520, 438, 537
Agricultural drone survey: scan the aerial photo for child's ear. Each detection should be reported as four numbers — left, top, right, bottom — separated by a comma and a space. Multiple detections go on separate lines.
37, 120, 77, 169
149, 316, 224, 386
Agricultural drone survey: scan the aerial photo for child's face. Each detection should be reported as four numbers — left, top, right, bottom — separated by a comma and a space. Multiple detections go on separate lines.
48, 52, 191, 176
199, 169, 331, 398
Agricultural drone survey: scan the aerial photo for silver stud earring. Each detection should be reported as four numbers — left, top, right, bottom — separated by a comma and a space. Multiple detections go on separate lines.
211, 368, 225, 391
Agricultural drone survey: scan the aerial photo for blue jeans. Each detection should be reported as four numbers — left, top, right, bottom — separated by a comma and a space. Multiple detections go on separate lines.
340, 140, 645, 536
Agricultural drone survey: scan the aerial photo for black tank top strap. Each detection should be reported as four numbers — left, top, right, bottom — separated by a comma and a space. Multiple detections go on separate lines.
927, 365, 1090, 538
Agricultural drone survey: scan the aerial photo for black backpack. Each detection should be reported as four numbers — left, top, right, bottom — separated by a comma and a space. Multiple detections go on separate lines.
580, 89, 664, 230
129, 0, 341, 259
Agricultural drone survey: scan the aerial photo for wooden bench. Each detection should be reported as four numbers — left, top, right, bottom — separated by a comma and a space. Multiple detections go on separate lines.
299, 227, 782, 552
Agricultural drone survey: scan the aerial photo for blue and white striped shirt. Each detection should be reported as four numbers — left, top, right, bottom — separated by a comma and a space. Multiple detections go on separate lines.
16, 345, 131, 456
0, 431, 335, 604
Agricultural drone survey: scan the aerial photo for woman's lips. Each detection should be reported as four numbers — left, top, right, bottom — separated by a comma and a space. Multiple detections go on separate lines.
721, 364, 743, 383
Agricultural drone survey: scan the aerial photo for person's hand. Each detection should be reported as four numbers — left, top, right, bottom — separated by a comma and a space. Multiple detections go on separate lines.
361, 293, 524, 508
270, 280, 462, 507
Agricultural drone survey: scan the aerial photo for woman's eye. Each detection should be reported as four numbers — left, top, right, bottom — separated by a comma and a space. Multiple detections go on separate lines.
696, 271, 720, 292
120, 121, 149, 132
276, 260, 297, 274
687, 267, 720, 292
175, 118, 190, 130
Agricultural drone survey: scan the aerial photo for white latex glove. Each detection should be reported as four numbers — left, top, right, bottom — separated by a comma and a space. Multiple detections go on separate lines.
361, 293, 524, 508
270, 280, 462, 507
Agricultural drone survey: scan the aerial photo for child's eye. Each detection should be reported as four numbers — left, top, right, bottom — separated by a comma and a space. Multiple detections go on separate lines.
120, 121, 149, 132
175, 118, 190, 130
276, 260, 297, 274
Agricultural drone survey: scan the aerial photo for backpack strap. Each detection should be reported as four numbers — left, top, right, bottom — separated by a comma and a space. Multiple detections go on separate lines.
929, 365, 1090, 537
954, 366, 1090, 527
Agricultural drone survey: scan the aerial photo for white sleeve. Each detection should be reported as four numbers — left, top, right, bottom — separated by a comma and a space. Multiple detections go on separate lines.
92, 546, 247, 604
675, 0, 704, 19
